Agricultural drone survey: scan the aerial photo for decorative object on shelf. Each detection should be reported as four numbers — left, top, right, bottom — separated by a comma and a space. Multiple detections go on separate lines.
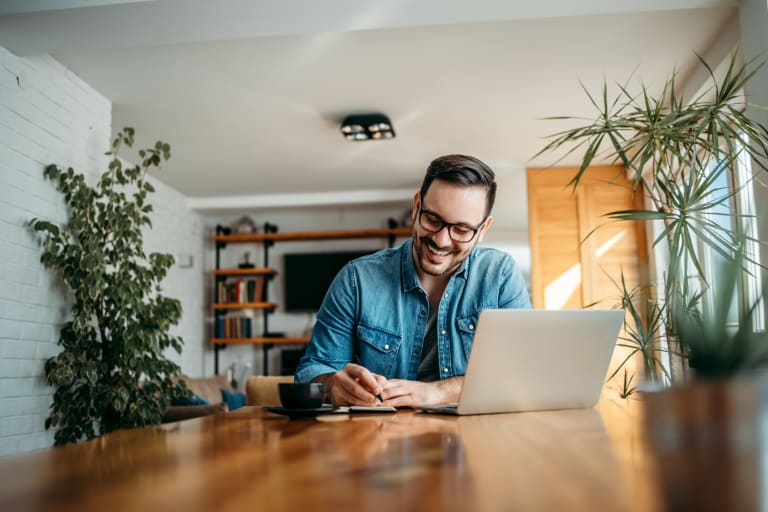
238, 251, 256, 269
30, 127, 189, 445
233, 215, 257, 234
340, 113, 395, 141
226, 362, 238, 389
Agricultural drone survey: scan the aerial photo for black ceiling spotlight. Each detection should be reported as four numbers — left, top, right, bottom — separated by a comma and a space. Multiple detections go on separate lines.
340, 113, 395, 141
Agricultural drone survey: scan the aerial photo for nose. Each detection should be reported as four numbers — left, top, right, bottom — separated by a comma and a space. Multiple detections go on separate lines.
431, 225, 453, 247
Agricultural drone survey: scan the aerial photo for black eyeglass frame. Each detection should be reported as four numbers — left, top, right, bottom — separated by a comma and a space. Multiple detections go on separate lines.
416, 202, 488, 243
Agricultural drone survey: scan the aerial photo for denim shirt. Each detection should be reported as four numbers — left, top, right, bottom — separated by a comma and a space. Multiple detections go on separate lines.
294, 238, 531, 383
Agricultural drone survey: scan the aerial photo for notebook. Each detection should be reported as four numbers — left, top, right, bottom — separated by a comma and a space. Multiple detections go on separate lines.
415, 309, 624, 415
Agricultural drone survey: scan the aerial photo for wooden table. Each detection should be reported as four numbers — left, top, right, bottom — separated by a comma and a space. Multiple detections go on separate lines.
0, 398, 669, 511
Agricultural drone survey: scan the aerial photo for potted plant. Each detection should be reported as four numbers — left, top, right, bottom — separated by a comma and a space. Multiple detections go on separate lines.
537, 51, 768, 389
31, 127, 189, 445
538, 51, 768, 509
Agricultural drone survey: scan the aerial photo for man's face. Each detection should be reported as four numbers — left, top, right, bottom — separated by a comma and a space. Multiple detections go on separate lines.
411, 180, 492, 279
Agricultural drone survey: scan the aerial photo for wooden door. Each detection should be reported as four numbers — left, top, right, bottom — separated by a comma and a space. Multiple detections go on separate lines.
527, 166, 649, 395
527, 166, 647, 309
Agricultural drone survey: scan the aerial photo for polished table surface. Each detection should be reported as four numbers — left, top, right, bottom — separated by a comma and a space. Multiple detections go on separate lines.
0, 398, 671, 512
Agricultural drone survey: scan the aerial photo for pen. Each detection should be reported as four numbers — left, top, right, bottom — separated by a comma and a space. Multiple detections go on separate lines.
376, 392, 384, 403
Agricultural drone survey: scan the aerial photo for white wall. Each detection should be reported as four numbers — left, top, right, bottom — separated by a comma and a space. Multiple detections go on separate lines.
0, 46, 111, 455
0, 46, 204, 456
141, 175, 206, 376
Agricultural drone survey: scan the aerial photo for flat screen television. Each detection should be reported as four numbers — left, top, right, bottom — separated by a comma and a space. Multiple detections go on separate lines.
283, 250, 373, 312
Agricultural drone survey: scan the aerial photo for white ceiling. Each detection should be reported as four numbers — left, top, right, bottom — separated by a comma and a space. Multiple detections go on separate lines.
0, 0, 740, 214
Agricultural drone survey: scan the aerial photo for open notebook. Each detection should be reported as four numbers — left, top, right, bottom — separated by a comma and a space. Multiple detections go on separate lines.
415, 309, 624, 415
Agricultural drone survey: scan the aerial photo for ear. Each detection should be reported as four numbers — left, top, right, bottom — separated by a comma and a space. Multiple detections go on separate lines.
411, 192, 420, 223
476, 215, 493, 244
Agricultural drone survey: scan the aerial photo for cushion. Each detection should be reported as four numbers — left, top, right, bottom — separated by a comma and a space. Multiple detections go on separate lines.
179, 374, 231, 405
221, 389, 246, 410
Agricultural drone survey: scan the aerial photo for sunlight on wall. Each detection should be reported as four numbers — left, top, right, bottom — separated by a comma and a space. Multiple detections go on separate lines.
545, 263, 581, 309
543, 231, 627, 309
595, 231, 626, 258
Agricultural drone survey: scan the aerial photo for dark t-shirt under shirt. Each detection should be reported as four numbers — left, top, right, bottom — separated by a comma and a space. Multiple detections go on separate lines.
417, 307, 439, 381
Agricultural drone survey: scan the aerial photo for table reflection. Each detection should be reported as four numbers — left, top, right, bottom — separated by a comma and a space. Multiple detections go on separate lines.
0, 401, 665, 512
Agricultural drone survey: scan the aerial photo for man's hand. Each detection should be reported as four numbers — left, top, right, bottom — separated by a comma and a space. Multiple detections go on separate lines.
314, 363, 387, 406
380, 376, 464, 407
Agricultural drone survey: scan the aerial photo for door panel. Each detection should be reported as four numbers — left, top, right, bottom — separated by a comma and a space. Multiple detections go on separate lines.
527, 166, 649, 396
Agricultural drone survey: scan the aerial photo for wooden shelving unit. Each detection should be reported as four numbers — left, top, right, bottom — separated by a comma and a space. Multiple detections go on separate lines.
212, 268, 276, 276
212, 227, 411, 244
210, 223, 410, 374
211, 302, 277, 311
210, 336, 311, 345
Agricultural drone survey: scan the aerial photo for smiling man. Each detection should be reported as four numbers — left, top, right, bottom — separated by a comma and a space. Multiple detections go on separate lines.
295, 155, 531, 406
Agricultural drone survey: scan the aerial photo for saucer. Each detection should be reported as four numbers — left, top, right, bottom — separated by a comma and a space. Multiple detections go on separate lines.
265, 406, 336, 418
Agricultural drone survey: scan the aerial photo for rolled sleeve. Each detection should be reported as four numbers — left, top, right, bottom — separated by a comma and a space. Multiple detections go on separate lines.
295, 264, 358, 383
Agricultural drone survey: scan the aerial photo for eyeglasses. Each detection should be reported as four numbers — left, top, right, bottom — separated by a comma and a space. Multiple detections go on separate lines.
417, 203, 486, 243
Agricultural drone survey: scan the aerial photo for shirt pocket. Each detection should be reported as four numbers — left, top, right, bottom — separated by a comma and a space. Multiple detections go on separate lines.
457, 312, 482, 359
355, 323, 402, 376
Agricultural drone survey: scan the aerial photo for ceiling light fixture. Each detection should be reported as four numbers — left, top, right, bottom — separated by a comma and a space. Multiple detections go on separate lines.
340, 113, 395, 141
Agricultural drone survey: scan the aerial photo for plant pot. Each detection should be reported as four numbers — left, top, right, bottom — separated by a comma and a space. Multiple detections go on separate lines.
642, 373, 768, 511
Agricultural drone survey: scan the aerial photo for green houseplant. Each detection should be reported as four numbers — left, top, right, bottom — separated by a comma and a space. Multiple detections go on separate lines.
607, 273, 669, 396
671, 243, 768, 378
32, 127, 189, 445
537, 51, 768, 386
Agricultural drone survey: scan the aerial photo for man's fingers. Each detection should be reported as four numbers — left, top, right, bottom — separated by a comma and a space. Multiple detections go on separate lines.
332, 366, 380, 405
382, 395, 417, 408
381, 379, 408, 398
373, 374, 388, 389
343, 364, 384, 395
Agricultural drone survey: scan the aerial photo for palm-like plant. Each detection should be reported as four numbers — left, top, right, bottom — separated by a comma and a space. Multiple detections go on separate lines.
538, 51, 768, 384
608, 274, 669, 385
672, 245, 768, 378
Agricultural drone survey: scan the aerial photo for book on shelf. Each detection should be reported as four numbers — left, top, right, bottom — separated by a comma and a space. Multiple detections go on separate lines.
215, 316, 225, 338
216, 276, 264, 304
215, 316, 254, 339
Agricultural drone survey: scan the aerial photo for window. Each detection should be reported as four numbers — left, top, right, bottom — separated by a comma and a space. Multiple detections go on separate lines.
695, 141, 764, 332
734, 145, 765, 331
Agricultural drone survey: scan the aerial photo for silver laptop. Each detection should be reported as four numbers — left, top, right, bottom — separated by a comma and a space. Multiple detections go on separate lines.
415, 309, 624, 415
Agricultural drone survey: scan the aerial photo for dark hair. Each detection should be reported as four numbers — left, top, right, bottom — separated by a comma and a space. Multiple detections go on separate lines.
419, 154, 497, 217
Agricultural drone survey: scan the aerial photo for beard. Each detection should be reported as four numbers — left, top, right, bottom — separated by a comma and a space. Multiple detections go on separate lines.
413, 234, 472, 278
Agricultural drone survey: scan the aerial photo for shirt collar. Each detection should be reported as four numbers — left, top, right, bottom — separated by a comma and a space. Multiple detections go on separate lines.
400, 239, 421, 292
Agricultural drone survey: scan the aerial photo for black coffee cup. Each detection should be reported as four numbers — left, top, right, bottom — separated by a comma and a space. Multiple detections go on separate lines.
278, 383, 325, 409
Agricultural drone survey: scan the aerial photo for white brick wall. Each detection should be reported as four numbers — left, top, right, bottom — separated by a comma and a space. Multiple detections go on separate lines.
0, 47, 110, 457
142, 175, 205, 376
0, 46, 205, 456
